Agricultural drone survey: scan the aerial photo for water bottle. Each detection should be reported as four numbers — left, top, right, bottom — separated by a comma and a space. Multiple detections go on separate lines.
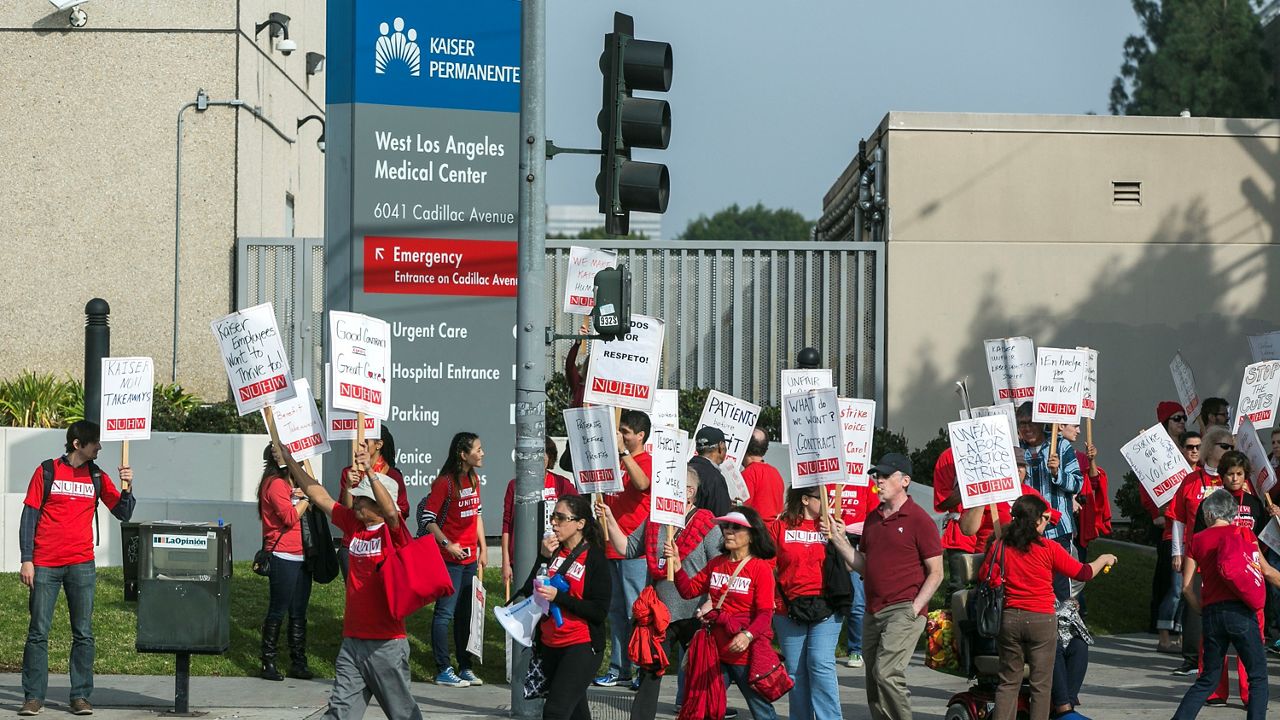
533, 563, 551, 614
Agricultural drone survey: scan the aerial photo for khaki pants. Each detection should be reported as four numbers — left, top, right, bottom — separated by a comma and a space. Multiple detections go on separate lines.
994, 608, 1057, 720
863, 601, 926, 720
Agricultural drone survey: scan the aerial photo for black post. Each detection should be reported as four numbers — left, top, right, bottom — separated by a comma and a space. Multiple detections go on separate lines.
797, 347, 821, 369
84, 299, 111, 427
174, 652, 190, 713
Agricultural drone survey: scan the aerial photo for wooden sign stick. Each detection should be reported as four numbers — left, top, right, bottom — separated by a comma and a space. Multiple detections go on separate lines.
263, 406, 284, 463
303, 459, 317, 482
820, 485, 836, 539
666, 525, 676, 581
1049, 423, 1060, 462
833, 484, 846, 537
121, 441, 130, 492
1086, 418, 1093, 448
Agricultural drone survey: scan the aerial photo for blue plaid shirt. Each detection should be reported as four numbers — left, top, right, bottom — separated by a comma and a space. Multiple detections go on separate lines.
1020, 437, 1082, 540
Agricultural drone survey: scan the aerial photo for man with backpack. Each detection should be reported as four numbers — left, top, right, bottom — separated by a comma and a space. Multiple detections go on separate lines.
19, 420, 136, 716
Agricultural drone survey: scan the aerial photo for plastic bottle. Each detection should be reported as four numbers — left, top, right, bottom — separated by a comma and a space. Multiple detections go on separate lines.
533, 563, 551, 614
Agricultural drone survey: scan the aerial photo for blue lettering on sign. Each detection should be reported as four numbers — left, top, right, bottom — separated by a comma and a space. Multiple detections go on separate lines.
328, 0, 521, 113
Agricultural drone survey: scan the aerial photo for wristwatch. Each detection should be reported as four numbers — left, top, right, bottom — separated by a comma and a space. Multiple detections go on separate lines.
742, 630, 754, 641
619, 449, 630, 457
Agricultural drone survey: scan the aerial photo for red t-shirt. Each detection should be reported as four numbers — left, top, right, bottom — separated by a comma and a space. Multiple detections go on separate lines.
539, 544, 592, 647
502, 472, 578, 536
259, 476, 304, 555
934, 449, 977, 553
826, 482, 880, 535
339, 462, 410, 521
674, 555, 774, 665
998, 538, 1093, 614
604, 451, 652, 560
24, 457, 125, 567
770, 517, 827, 611
331, 504, 412, 639
861, 497, 943, 615
970, 483, 1061, 551
1190, 524, 1259, 609
424, 472, 483, 564
742, 461, 785, 521
1167, 469, 1221, 554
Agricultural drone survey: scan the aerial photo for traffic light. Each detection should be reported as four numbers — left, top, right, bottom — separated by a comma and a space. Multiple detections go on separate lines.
597, 12, 671, 236
592, 265, 631, 341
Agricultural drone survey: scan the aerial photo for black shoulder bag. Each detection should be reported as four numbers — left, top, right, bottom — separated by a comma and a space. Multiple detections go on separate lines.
972, 539, 1006, 639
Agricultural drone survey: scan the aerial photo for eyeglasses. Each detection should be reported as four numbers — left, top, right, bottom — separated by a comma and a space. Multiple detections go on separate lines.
802, 494, 822, 502
549, 512, 581, 524
1169, 415, 1187, 423
1217, 443, 1235, 451
720, 524, 747, 534
1183, 443, 1201, 451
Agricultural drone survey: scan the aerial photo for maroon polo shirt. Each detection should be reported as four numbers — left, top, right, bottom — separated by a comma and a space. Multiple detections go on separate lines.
861, 495, 942, 615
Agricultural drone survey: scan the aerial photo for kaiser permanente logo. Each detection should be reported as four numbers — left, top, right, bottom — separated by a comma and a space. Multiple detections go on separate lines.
374, 17, 520, 84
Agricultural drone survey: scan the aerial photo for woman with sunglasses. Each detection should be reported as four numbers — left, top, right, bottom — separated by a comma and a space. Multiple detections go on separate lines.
987, 495, 1116, 720
667, 506, 778, 720
517, 494, 611, 720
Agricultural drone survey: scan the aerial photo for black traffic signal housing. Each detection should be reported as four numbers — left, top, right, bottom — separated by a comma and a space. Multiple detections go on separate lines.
597, 12, 672, 236
592, 265, 631, 341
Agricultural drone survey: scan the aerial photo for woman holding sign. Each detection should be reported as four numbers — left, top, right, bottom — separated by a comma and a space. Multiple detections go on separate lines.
256, 444, 314, 682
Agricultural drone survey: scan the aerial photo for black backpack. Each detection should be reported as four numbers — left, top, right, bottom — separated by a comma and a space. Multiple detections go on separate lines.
39, 458, 105, 544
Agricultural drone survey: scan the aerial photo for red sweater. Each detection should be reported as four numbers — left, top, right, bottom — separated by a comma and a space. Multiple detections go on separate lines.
997, 538, 1093, 614
259, 476, 304, 555
675, 555, 774, 665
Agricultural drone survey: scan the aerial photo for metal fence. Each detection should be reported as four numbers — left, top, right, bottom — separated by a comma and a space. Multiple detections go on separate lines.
235, 237, 325, 397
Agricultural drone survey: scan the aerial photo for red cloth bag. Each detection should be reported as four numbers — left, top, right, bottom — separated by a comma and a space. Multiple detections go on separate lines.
629, 586, 671, 676
380, 533, 455, 620
1218, 527, 1266, 612
677, 627, 725, 720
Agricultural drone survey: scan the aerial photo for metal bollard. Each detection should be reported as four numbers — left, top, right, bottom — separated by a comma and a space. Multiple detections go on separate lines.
84, 298, 111, 426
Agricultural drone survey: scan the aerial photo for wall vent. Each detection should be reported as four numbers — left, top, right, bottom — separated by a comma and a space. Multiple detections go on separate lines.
1112, 181, 1141, 206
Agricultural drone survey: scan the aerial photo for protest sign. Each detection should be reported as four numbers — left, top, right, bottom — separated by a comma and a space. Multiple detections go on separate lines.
1260, 519, 1280, 556
466, 576, 485, 661
100, 357, 153, 442
779, 369, 833, 444
721, 461, 751, 502
960, 403, 1018, 442
563, 246, 618, 315
210, 303, 296, 415
1249, 331, 1280, 363
984, 336, 1036, 404
651, 389, 680, 429
1031, 347, 1087, 425
264, 378, 330, 462
839, 398, 876, 487
649, 426, 689, 527
696, 391, 762, 467
563, 406, 622, 494
1121, 424, 1193, 508
784, 388, 845, 488
1169, 352, 1201, 427
583, 315, 664, 411
1232, 360, 1280, 433
324, 364, 380, 440
1077, 347, 1098, 420
329, 311, 392, 420
1235, 417, 1276, 497
948, 416, 1021, 509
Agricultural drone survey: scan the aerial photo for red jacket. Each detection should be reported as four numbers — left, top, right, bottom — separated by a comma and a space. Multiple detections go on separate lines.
1076, 455, 1112, 547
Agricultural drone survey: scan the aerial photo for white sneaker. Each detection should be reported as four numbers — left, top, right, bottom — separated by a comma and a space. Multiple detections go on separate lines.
846, 653, 863, 669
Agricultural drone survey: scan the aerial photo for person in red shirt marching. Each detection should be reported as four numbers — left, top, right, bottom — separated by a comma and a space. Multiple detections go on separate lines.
418, 432, 488, 688
934, 448, 978, 592
741, 429, 785, 521
334, 426, 410, 582
958, 456, 1061, 552
502, 436, 577, 590
19, 420, 135, 717
257, 443, 315, 682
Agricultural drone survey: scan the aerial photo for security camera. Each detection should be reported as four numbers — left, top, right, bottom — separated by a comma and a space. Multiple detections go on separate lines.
278, 38, 297, 56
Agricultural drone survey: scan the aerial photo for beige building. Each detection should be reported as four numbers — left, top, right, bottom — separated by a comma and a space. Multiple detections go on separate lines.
819, 112, 1280, 474
0, 1, 326, 400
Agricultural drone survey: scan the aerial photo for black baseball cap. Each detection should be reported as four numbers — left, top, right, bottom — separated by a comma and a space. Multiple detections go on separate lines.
695, 426, 726, 450
870, 452, 912, 479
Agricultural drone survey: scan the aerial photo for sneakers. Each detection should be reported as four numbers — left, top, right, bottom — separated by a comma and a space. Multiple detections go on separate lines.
846, 653, 864, 669
1205, 698, 1227, 707
593, 672, 621, 687
435, 667, 471, 688
724, 709, 739, 719
458, 669, 483, 686
1171, 660, 1198, 676
18, 699, 42, 716
630, 676, 643, 691
69, 698, 93, 716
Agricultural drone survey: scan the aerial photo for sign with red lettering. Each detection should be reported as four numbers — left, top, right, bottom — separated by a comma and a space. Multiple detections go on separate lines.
1121, 423, 1192, 508
563, 406, 621, 494
324, 363, 381, 441
784, 387, 845, 488
949, 415, 1021, 509
583, 314, 664, 412
1032, 347, 1087, 425
1077, 347, 1099, 420
363, 236, 518, 297
649, 426, 689, 527
210, 303, 296, 415
329, 311, 392, 420
1235, 417, 1276, 496
265, 378, 330, 462
100, 357, 154, 442
563, 246, 617, 315
1232, 360, 1280, 433
985, 336, 1036, 404
839, 398, 876, 487
1170, 352, 1201, 428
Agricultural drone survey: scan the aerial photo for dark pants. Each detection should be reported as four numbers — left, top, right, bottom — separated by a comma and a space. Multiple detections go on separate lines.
541, 642, 599, 720
23, 561, 96, 703
266, 557, 312, 624
431, 561, 476, 672
1051, 636, 1088, 709
630, 618, 699, 720
1182, 576, 1202, 666
1172, 601, 1268, 720
1049, 535, 1072, 602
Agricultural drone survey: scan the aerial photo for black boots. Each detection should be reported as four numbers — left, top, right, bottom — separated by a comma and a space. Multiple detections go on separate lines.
260, 619, 284, 681
286, 619, 314, 680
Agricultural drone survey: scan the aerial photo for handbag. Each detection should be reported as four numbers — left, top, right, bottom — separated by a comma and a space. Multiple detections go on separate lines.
1218, 526, 1266, 611
301, 505, 340, 584
747, 636, 793, 702
972, 539, 1005, 639
785, 595, 833, 625
379, 532, 456, 620
253, 499, 303, 577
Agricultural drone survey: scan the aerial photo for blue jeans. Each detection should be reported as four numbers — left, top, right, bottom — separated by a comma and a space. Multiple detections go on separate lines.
775, 613, 842, 720
23, 561, 96, 702
606, 557, 647, 678
1172, 601, 1268, 720
845, 570, 865, 654
723, 661, 779, 720
431, 561, 475, 672
266, 557, 312, 624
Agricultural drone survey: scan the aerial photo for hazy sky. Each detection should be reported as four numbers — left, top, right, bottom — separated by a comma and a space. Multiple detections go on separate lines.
544, 2, 1143, 238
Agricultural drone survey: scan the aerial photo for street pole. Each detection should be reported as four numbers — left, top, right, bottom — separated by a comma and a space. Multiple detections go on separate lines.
512, 0, 546, 717
84, 298, 111, 427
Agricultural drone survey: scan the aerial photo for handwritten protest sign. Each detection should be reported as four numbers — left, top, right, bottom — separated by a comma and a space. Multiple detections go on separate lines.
329, 311, 392, 420
583, 315, 664, 412
960, 403, 1018, 442
1233, 360, 1280, 433
324, 364, 380, 440
948, 416, 1021, 509
210, 303, 296, 415
563, 246, 618, 315
1032, 347, 1087, 425
651, 389, 680, 429
100, 357, 154, 441
1249, 331, 1280, 363
984, 336, 1036, 404
779, 369, 833, 443
696, 391, 761, 467
1235, 417, 1276, 496
466, 577, 486, 661
1077, 347, 1099, 420
784, 388, 845, 488
1169, 353, 1201, 428
839, 398, 876, 487
1260, 519, 1280, 556
563, 406, 622, 494
264, 378, 330, 462
1121, 424, 1193, 508
649, 426, 689, 527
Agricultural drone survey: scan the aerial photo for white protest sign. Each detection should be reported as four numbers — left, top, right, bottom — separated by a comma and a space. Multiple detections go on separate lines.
649, 426, 689, 527
583, 314, 664, 411
1169, 353, 1201, 427
1233, 360, 1280, 433
563, 246, 618, 315
839, 398, 876, 487
960, 403, 1018, 442
264, 378, 329, 461
329, 311, 392, 420
210, 303, 296, 415
984, 336, 1036, 404
1077, 347, 1098, 420
1249, 331, 1280, 363
779, 369, 833, 444
1031, 347, 1088, 425
323, 364, 380, 440
696, 391, 762, 467
563, 406, 622, 494
651, 389, 680, 429
948, 416, 1021, 509
1260, 518, 1280, 556
466, 576, 485, 661
1235, 417, 1276, 496
100, 357, 154, 441
721, 460, 751, 502
783, 388, 845, 488
1120, 424, 1193, 508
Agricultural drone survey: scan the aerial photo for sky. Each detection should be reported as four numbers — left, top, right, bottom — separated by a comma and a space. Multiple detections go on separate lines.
543, 2, 1144, 238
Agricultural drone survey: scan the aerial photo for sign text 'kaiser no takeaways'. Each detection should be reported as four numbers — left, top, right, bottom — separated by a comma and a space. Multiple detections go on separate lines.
100, 357, 154, 441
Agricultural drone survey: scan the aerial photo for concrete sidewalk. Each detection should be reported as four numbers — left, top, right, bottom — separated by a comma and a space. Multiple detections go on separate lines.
5, 634, 1280, 718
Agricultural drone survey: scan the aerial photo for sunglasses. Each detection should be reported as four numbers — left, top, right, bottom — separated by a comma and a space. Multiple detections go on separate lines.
1217, 443, 1235, 451
1183, 443, 1201, 451
549, 512, 581, 524
720, 524, 747, 534
802, 493, 823, 502
1169, 415, 1187, 423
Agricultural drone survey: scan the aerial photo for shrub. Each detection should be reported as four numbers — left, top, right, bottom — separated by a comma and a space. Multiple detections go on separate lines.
907, 427, 950, 487
1115, 471, 1156, 544
0, 372, 82, 428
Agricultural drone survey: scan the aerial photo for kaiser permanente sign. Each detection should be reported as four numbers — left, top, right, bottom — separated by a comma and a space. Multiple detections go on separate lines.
326, 0, 520, 518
